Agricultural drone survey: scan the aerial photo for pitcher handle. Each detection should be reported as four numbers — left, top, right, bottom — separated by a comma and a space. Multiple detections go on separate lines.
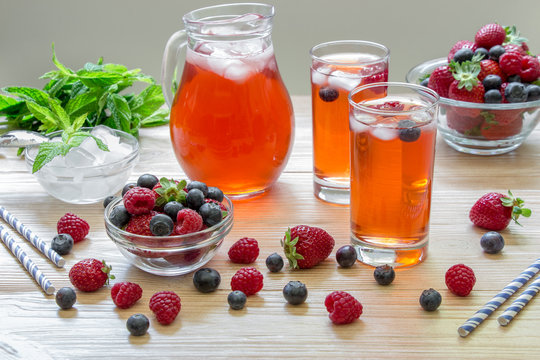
161, 29, 187, 108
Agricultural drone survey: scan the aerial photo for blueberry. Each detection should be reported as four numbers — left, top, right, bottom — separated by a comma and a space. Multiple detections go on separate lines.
507, 74, 522, 83
420, 77, 430, 87
526, 84, 540, 102
186, 181, 208, 197
374, 264, 395, 285
51, 234, 74, 255
336, 245, 357, 268
489, 45, 505, 61
103, 195, 117, 209
186, 188, 205, 210
228, 290, 247, 310
55, 287, 77, 309
137, 173, 159, 189
109, 205, 131, 228
419, 288, 442, 311
149, 214, 174, 236
283, 281, 308, 305
482, 74, 502, 91
265, 252, 284, 272
505, 82, 527, 103
484, 89, 503, 104
122, 183, 137, 196
193, 268, 221, 293
163, 201, 184, 221
398, 119, 421, 142
198, 202, 223, 227
206, 187, 224, 202
126, 314, 150, 336
319, 87, 339, 102
453, 48, 474, 63
480, 231, 505, 254
474, 47, 489, 60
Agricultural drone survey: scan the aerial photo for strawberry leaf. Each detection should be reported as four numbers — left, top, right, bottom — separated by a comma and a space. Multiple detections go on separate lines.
281, 228, 304, 269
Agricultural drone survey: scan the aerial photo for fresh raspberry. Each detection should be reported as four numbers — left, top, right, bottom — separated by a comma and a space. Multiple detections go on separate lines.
175, 208, 203, 235
478, 60, 506, 82
111, 281, 142, 309
445, 264, 476, 296
427, 65, 454, 98
69, 258, 113, 292
149, 291, 181, 325
504, 43, 527, 56
474, 23, 506, 49
230, 267, 263, 296
228, 237, 260, 264
123, 187, 156, 215
125, 211, 158, 236
363, 68, 389, 84
520, 55, 540, 82
447, 40, 477, 62
324, 291, 363, 325
370, 101, 404, 111
499, 52, 523, 76
57, 213, 89, 243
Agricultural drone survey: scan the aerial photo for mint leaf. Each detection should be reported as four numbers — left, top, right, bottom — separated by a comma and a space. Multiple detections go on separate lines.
65, 92, 97, 117
0, 94, 20, 110
51, 43, 74, 76
26, 101, 59, 131
140, 108, 169, 127
71, 113, 88, 132
48, 98, 71, 130
2, 87, 50, 106
76, 70, 124, 88
103, 63, 128, 74
107, 94, 131, 132
32, 141, 68, 173
130, 85, 165, 118
88, 134, 109, 151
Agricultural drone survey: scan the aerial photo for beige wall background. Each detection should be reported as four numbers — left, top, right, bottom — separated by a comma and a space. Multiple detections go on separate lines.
1, 0, 539, 95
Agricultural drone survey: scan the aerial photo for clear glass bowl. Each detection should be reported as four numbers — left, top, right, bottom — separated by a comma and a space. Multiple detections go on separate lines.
104, 196, 234, 276
25, 127, 139, 204
406, 58, 540, 155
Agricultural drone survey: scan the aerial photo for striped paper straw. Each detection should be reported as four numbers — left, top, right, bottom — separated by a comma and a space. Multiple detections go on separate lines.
458, 257, 540, 337
498, 275, 540, 326
0, 206, 65, 267
0, 224, 55, 295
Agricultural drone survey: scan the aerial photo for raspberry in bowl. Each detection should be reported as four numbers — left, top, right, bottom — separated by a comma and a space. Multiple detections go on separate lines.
406, 23, 540, 155
104, 176, 233, 276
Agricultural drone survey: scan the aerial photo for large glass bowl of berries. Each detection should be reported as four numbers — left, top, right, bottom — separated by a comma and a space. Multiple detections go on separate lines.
406, 24, 540, 155
104, 175, 233, 276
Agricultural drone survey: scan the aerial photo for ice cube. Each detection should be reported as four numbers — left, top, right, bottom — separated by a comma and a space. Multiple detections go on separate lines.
78, 136, 107, 164
101, 142, 134, 164
311, 70, 328, 86
371, 127, 397, 141
224, 60, 252, 82
91, 125, 120, 148
328, 70, 362, 92
349, 114, 370, 133
65, 146, 98, 167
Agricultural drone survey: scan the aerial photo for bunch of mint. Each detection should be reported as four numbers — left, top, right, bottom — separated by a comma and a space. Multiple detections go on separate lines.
0, 44, 168, 137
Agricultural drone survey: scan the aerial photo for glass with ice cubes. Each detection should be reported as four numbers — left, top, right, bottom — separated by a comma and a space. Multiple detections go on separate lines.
348, 82, 439, 268
25, 126, 139, 204
310, 40, 389, 204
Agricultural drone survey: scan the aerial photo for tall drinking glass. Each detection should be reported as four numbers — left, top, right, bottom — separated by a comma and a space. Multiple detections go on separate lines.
310, 41, 389, 204
348, 82, 439, 268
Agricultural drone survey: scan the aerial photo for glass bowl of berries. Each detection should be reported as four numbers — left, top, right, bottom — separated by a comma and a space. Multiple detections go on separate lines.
406, 23, 540, 155
104, 175, 233, 276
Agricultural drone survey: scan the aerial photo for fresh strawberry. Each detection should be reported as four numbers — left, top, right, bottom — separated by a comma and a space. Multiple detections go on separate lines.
153, 178, 187, 208
427, 65, 454, 98
478, 59, 506, 82
69, 258, 114, 292
281, 225, 335, 269
474, 23, 506, 49
57, 213, 90, 243
111, 281, 142, 309
520, 55, 540, 82
504, 25, 529, 55
446, 107, 483, 135
469, 191, 531, 231
447, 40, 477, 62
480, 114, 523, 140
448, 61, 484, 104
499, 51, 523, 76
125, 211, 158, 236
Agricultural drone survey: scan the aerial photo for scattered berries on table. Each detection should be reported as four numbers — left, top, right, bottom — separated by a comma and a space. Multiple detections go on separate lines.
149, 213, 174, 236
69, 258, 114, 292
282, 225, 335, 269
126, 314, 150, 336
123, 187, 156, 215
373, 265, 396, 285
137, 173, 159, 190
419, 288, 442, 311
265, 252, 284, 273
480, 231, 505, 254
228, 290, 247, 310
324, 291, 363, 325
445, 264, 476, 296
283, 281, 308, 305
111, 281, 143, 309
57, 213, 89, 243
55, 287, 77, 309
228, 237, 260, 264
230, 267, 263, 296
193, 268, 221, 293
149, 291, 181, 325
335, 245, 357, 268
469, 190, 531, 231
51, 234, 73, 255
175, 208, 203, 235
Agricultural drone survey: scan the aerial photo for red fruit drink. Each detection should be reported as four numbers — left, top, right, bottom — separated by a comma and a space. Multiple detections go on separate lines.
170, 42, 294, 198
349, 83, 439, 268
310, 41, 389, 204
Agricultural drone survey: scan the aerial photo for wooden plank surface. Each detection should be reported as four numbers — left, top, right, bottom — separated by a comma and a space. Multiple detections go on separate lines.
1, 96, 540, 359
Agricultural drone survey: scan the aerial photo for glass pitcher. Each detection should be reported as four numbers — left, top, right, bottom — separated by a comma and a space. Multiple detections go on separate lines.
161, 3, 295, 199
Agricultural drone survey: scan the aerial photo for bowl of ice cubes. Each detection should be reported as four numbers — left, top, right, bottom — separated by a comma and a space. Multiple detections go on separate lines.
24, 126, 139, 204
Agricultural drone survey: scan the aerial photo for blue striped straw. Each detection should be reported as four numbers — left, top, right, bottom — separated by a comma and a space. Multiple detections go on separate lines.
0, 206, 65, 267
0, 224, 55, 295
458, 257, 540, 337
498, 275, 540, 326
